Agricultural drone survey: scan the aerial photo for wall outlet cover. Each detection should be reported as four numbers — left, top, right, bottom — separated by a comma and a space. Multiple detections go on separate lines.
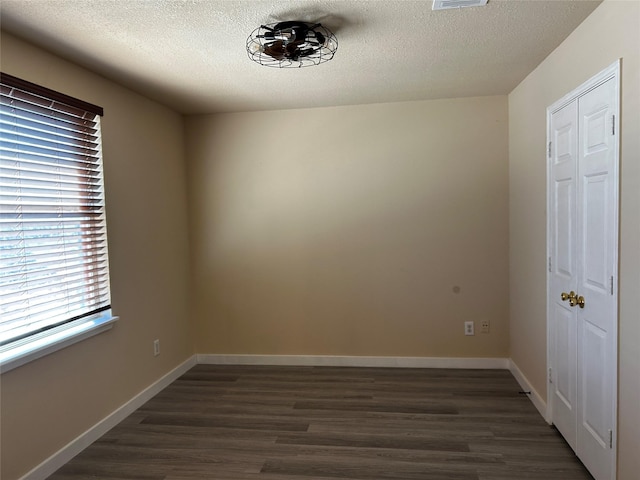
464, 321, 475, 336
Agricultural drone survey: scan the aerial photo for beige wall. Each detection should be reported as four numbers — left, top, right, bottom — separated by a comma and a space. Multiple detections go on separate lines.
508, 1, 640, 478
186, 97, 510, 358
0, 32, 193, 480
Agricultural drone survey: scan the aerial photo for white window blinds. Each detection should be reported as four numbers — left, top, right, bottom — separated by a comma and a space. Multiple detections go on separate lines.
0, 73, 111, 346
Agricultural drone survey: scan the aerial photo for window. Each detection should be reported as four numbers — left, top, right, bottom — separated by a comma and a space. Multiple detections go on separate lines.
0, 73, 115, 372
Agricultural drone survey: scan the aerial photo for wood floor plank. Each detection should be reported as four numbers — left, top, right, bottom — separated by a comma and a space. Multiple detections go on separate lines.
293, 398, 459, 415
48, 365, 593, 480
141, 412, 309, 432
275, 431, 470, 452
261, 455, 479, 480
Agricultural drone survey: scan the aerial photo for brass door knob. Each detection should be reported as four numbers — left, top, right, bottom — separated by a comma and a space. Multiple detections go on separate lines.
562, 291, 585, 308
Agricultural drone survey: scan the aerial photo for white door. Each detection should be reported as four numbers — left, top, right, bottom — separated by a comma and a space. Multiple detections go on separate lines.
548, 63, 619, 480
549, 98, 579, 450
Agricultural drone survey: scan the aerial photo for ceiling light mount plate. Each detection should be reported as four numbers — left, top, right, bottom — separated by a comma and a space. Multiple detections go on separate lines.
433, 0, 488, 10
246, 21, 338, 68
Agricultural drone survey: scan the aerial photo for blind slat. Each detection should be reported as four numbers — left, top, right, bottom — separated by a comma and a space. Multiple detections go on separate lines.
1, 227, 106, 243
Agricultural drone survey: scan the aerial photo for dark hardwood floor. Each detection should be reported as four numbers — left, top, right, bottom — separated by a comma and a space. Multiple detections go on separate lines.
48, 365, 594, 480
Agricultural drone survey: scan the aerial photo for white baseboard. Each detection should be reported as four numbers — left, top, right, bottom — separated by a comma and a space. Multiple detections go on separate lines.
197, 354, 510, 370
21, 355, 197, 480
509, 358, 549, 422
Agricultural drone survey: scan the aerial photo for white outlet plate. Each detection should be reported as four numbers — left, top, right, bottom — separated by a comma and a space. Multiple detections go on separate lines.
464, 321, 475, 336
153, 339, 160, 356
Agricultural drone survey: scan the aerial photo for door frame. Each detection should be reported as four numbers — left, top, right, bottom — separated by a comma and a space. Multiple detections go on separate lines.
546, 59, 620, 478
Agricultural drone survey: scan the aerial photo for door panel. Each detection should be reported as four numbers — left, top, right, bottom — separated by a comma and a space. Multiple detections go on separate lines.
555, 179, 574, 279
552, 301, 577, 448
582, 319, 607, 445
583, 174, 607, 291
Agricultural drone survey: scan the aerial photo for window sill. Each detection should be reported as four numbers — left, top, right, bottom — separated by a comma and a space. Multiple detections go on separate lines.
0, 311, 118, 374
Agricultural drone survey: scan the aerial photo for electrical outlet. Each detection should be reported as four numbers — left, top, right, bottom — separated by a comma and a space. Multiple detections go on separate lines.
481, 320, 490, 333
153, 339, 160, 356
464, 321, 475, 336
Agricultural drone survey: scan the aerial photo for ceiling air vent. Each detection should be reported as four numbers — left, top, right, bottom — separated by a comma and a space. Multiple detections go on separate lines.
433, 0, 488, 10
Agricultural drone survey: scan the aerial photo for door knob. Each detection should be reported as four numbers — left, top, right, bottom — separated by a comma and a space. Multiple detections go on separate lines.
561, 291, 585, 308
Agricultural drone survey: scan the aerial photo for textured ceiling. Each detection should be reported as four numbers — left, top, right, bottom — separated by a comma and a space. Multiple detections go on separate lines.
1, 0, 601, 114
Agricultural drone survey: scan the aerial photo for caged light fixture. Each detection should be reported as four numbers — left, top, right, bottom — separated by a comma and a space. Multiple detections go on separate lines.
246, 21, 338, 68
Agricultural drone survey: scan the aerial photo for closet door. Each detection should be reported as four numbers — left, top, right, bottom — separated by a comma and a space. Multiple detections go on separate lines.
548, 64, 619, 480
575, 76, 618, 480
549, 98, 579, 451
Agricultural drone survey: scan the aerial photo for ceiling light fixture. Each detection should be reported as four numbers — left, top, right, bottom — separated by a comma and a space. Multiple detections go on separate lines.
246, 21, 338, 68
